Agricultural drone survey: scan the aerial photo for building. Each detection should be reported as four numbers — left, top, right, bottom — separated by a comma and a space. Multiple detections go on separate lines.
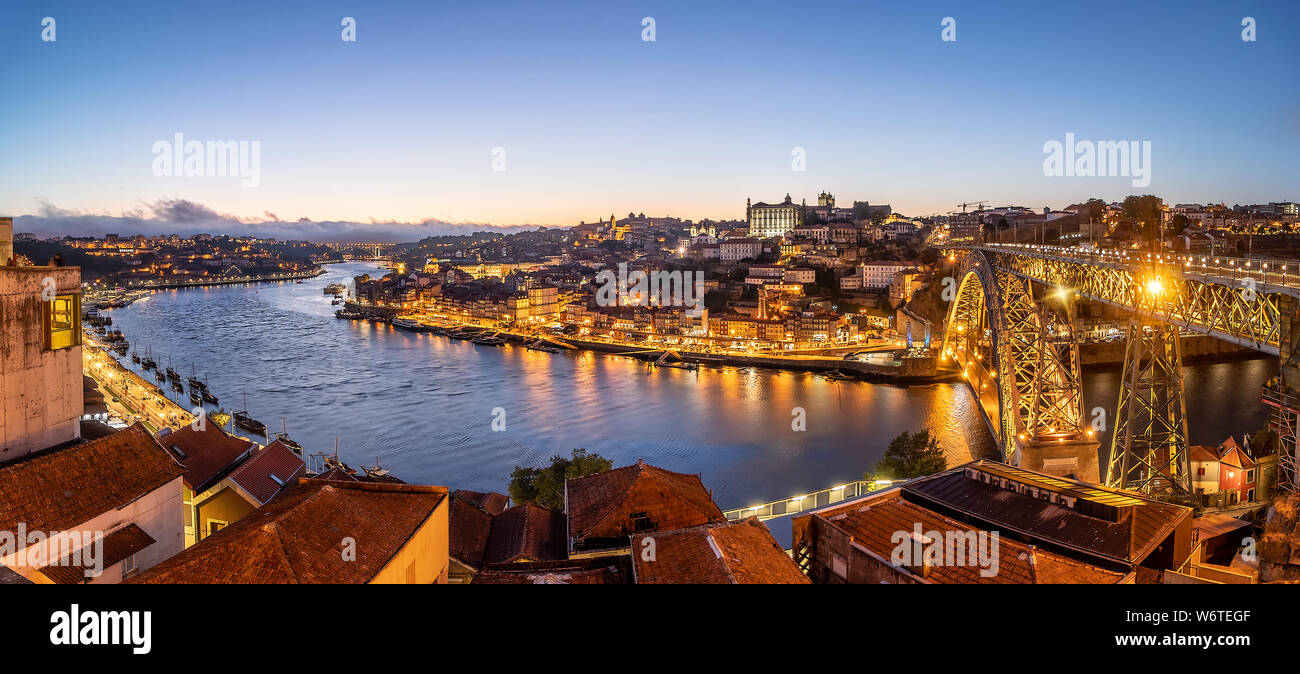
130, 479, 450, 584
718, 238, 762, 262
1190, 445, 1221, 496
159, 417, 256, 546
629, 518, 808, 584
792, 460, 1194, 584
747, 195, 803, 238
0, 423, 185, 583
566, 459, 727, 556
449, 491, 567, 583
859, 261, 916, 289
1, 244, 83, 461
1217, 439, 1257, 504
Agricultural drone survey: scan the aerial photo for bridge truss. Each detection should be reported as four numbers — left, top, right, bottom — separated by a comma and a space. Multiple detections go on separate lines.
944, 245, 1300, 496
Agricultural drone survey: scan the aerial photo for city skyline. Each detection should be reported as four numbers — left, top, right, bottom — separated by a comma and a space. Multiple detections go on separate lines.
5, 0, 1298, 238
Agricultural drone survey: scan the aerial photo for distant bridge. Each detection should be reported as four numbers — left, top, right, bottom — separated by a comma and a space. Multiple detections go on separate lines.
321, 242, 403, 259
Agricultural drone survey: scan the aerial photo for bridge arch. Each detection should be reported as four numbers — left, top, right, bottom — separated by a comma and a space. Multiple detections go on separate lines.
941, 250, 1090, 463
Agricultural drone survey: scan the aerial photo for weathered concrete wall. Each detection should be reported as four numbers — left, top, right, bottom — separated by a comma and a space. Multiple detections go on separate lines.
0, 266, 82, 461
1080, 333, 1259, 366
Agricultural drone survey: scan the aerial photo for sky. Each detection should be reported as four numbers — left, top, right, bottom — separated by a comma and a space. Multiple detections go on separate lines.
2, 0, 1298, 240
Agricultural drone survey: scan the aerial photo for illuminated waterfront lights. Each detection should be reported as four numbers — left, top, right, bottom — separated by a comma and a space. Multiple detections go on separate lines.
1144, 277, 1164, 296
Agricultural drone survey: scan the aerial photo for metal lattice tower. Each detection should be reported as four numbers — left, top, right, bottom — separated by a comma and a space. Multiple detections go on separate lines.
1105, 321, 1191, 495
1032, 300, 1085, 439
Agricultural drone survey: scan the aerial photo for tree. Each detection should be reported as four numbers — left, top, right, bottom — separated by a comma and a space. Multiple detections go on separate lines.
1167, 214, 1192, 236
865, 430, 947, 480
509, 448, 613, 510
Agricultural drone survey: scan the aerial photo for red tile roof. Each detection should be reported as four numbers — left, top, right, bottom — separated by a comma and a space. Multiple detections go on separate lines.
450, 494, 495, 569
902, 460, 1190, 566
1189, 445, 1220, 463
813, 491, 1127, 584
160, 417, 255, 492
0, 423, 185, 534
1219, 446, 1256, 470
37, 523, 156, 584
452, 489, 509, 516
130, 480, 448, 584
631, 518, 810, 584
227, 440, 306, 505
566, 460, 725, 543
484, 503, 567, 564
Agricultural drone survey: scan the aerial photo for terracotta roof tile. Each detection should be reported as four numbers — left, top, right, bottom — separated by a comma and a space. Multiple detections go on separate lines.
130, 480, 447, 584
566, 460, 725, 544
902, 460, 1190, 565
37, 523, 155, 584
631, 519, 810, 584
227, 440, 306, 505
159, 417, 255, 492
1189, 445, 1220, 462
450, 494, 494, 569
0, 423, 185, 534
483, 503, 567, 564
814, 491, 1126, 584
452, 489, 509, 516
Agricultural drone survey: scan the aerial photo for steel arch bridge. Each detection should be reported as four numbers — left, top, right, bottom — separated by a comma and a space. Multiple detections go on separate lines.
941, 249, 1094, 477
942, 244, 1300, 496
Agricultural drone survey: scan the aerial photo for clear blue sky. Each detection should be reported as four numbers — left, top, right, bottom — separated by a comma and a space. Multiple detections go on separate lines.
3, 0, 1297, 232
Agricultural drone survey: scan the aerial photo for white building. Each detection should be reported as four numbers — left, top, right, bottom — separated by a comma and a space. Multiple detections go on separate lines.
859, 261, 915, 289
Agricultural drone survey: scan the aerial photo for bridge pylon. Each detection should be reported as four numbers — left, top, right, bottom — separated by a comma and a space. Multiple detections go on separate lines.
1105, 320, 1191, 495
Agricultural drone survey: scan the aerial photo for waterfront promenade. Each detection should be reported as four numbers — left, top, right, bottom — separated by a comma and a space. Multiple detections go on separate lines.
82, 333, 195, 433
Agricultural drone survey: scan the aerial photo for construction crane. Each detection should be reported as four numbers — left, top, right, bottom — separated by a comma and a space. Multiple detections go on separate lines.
957, 201, 988, 213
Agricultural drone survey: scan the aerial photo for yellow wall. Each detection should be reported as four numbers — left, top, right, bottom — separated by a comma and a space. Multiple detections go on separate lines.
195, 488, 256, 542
371, 496, 449, 584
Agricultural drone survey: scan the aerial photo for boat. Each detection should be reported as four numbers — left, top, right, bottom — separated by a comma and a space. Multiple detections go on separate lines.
275, 419, 304, 456
131, 352, 141, 364
201, 385, 218, 404
653, 352, 698, 370
188, 364, 204, 390
171, 380, 184, 393
165, 358, 179, 381
472, 333, 506, 346
822, 369, 855, 381
323, 283, 346, 295
331, 298, 343, 305
335, 309, 362, 319
524, 340, 559, 354
392, 317, 423, 332
140, 347, 157, 370
189, 391, 202, 406
154, 370, 166, 382
233, 394, 267, 436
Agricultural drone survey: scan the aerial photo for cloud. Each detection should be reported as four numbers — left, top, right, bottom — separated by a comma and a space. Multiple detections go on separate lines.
13, 198, 546, 242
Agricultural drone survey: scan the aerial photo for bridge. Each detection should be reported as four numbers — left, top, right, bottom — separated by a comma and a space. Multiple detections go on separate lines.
941, 243, 1300, 497
321, 242, 403, 259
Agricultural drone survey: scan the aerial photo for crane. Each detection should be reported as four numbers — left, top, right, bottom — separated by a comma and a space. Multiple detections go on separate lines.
957, 201, 988, 213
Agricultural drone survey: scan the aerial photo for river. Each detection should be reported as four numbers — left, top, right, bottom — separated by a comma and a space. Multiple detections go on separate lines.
99, 262, 1274, 511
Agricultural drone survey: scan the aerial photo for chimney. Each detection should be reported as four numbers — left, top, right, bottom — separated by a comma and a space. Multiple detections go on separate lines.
0, 217, 11, 265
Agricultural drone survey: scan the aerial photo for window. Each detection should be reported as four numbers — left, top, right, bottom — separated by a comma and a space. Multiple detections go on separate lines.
629, 511, 653, 532
43, 294, 81, 351
121, 555, 136, 575
1197, 466, 1206, 476
207, 519, 228, 537
831, 553, 847, 579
